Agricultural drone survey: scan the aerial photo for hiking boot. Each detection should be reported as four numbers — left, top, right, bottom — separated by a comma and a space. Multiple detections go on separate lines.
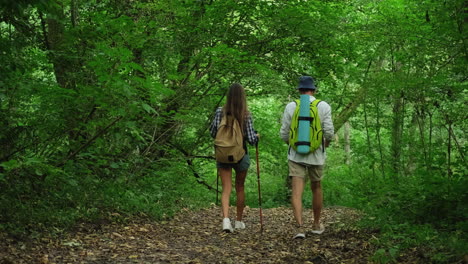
222, 218, 233, 233
234, 220, 245, 229
293, 226, 306, 239
311, 223, 325, 234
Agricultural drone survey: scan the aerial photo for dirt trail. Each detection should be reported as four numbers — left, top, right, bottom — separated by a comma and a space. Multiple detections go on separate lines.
1, 206, 378, 263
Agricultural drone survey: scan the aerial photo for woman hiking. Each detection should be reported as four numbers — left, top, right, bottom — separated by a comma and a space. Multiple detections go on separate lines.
210, 83, 259, 232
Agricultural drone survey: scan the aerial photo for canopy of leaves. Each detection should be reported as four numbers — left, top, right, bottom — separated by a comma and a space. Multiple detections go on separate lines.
0, 0, 466, 262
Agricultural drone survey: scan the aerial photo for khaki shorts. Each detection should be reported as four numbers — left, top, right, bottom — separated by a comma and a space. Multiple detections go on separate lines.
288, 160, 324, 182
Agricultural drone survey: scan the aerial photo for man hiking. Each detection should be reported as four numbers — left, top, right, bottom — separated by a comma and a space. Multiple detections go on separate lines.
280, 76, 334, 239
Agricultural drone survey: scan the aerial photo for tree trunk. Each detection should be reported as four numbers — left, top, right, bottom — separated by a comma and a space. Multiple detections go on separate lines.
44, 4, 76, 90
71, 0, 78, 27
447, 122, 452, 178
333, 85, 367, 133
415, 106, 429, 169
390, 92, 404, 178
333, 60, 372, 133
363, 100, 376, 177
374, 100, 386, 178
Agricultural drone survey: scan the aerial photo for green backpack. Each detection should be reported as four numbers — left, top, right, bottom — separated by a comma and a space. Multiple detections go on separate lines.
289, 99, 323, 153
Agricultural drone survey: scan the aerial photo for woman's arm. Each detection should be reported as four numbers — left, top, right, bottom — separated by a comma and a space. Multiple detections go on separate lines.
244, 114, 259, 145
210, 108, 222, 138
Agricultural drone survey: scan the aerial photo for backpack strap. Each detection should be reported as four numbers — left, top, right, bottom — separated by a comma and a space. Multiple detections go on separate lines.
311, 99, 321, 107
311, 99, 325, 153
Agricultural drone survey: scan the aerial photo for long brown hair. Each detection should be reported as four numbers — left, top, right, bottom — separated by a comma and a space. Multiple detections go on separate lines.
223, 83, 248, 133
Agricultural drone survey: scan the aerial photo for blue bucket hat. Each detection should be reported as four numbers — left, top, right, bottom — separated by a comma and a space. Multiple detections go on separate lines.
297, 76, 316, 90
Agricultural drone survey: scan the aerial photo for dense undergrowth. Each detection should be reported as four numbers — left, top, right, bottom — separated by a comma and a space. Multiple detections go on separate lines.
1, 144, 465, 263
323, 151, 467, 263
0, 158, 214, 237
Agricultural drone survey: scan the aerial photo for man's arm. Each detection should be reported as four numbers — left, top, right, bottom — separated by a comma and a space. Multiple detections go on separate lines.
280, 102, 294, 144
320, 103, 334, 146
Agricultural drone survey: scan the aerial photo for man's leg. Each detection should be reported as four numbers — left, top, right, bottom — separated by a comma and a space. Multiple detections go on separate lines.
291, 176, 305, 226
219, 168, 232, 218
235, 170, 247, 221
311, 181, 323, 227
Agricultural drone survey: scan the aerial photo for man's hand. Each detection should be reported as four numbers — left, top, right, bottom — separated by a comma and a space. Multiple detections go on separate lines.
324, 139, 331, 148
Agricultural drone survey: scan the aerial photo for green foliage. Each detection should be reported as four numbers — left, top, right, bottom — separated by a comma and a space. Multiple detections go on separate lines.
101, 159, 214, 219
0, 156, 213, 236
0, 0, 465, 262
323, 155, 467, 263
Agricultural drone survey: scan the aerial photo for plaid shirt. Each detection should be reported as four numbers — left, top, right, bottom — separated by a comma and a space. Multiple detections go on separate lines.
210, 107, 259, 146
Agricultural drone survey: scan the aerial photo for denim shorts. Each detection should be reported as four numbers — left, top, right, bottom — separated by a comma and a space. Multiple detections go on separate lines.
217, 154, 250, 172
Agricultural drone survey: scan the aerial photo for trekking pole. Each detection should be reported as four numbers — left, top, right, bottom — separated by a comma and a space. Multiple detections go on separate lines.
255, 142, 264, 231
216, 170, 219, 206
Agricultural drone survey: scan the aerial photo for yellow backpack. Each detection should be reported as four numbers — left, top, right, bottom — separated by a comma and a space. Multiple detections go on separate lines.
214, 114, 245, 163
289, 99, 323, 153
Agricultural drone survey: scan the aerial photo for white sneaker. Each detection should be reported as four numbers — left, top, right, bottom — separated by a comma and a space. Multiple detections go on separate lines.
293, 225, 306, 239
293, 233, 306, 239
311, 224, 325, 234
234, 220, 245, 229
222, 218, 233, 233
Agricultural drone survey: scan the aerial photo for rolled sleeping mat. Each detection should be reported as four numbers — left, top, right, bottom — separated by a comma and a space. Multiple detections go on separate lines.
297, 94, 311, 154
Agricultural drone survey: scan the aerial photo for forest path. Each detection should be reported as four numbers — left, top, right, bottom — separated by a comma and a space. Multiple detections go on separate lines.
2, 206, 380, 263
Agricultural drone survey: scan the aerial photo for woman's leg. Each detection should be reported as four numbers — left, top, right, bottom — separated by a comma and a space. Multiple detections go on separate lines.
235, 170, 247, 221
219, 168, 233, 218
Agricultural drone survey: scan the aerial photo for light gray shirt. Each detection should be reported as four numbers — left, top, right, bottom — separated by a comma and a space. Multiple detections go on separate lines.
280, 95, 334, 165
